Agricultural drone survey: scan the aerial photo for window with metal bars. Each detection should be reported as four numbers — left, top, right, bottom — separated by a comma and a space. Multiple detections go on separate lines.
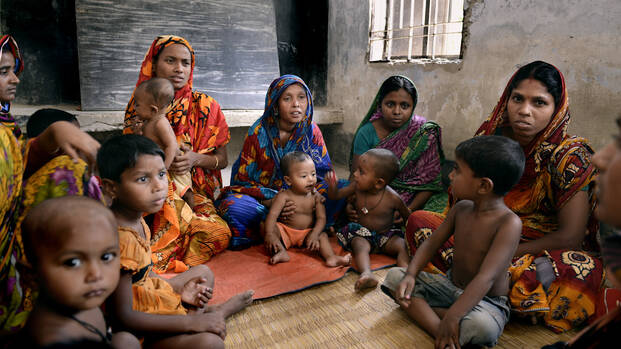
369, 0, 464, 62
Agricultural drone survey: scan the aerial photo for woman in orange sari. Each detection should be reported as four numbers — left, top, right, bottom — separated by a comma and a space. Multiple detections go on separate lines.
124, 36, 231, 273
403, 61, 602, 332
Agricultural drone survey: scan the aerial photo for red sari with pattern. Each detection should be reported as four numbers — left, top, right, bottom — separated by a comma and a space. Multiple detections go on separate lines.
124, 35, 231, 273
405, 62, 602, 332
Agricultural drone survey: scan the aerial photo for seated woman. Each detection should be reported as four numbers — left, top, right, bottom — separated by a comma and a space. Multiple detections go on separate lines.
350, 75, 445, 213
217, 75, 344, 250
405, 61, 602, 332
124, 35, 231, 273
0, 34, 102, 333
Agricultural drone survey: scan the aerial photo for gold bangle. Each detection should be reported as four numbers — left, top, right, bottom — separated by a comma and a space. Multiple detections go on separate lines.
213, 155, 219, 169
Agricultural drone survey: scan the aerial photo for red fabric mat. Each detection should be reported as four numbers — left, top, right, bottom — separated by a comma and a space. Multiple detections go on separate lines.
190, 238, 395, 304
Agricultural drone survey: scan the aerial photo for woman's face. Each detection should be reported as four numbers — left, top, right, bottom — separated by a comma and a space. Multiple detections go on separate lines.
277, 83, 307, 126
0, 51, 20, 103
506, 78, 556, 146
592, 119, 621, 228
153, 44, 191, 90
380, 88, 414, 130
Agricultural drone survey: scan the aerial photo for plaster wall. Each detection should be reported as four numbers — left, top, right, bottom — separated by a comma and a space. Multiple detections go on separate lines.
326, 0, 621, 164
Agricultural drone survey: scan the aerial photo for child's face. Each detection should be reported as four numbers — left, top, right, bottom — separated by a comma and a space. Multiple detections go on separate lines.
593, 119, 621, 227
114, 154, 168, 215
284, 158, 317, 194
134, 89, 156, 121
449, 158, 479, 199
34, 215, 120, 311
380, 88, 414, 130
353, 154, 380, 191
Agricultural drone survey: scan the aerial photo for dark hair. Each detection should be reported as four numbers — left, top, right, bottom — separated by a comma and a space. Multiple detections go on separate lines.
281, 151, 313, 176
364, 148, 400, 184
455, 135, 525, 196
136, 77, 175, 109
26, 108, 79, 138
508, 61, 563, 109
378, 76, 418, 109
97, 134, 165, 182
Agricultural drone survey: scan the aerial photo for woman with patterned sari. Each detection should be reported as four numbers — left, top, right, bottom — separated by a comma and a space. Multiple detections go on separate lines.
124, 35, 231, 273
402, 61, 602, 332
216, 75, 343, 250
350, 75, 445, 214
0, 35, 102, 334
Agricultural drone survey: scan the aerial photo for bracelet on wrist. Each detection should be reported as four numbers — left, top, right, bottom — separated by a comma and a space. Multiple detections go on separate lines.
212, 155, 219, 169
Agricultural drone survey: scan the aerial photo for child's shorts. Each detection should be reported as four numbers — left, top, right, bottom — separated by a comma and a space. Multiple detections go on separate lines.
277, 222, 312, 248
336, 222, 403, 253
381, 267, 510, 347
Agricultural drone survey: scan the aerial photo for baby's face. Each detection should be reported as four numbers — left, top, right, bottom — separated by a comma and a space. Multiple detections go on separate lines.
286, 159, 317, 194
134, 89, 155, 121
34, 215, 120, 311
352, 154, 379, 191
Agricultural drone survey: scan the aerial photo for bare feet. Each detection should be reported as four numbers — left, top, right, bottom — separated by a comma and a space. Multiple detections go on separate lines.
325, 253, 352, 267
214, 290, 255, 318
355, 271, 379, 291
270, 249, 290, 264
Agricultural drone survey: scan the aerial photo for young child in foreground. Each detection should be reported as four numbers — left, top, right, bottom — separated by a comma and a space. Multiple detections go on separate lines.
133, 77, 195, 208
326, 148, 411, 290
20, 196, 139, 348
98, 134, 253, 348
263, 151, 351, 266
382, 135, 525, 348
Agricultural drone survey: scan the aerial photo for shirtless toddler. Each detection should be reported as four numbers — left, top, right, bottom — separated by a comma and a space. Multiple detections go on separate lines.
263, 151, 351, 267
327, 148, 411, 290
382, 135, 525, 348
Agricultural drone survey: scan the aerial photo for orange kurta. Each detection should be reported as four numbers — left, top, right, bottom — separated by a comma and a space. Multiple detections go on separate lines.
119, 219, 186, 315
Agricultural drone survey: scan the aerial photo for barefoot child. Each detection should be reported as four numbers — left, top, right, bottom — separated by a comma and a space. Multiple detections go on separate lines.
327, 148, 411, 290
20, 196, 139, 348
382, 135, 525, 348
264, 151, 351, 266
98, 135, 253, 348
133, 77, 195, 208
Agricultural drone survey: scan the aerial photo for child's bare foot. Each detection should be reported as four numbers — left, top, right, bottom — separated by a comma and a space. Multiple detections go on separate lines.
270, 249, 290, 264
325, 253, 351, 267
355, 271, 379, 291
214, 290, 254, 318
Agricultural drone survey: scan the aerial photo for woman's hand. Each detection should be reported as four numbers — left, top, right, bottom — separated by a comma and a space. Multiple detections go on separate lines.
38, 121, 100, 170
170, 143, 198, 175
279, 199, 296, 222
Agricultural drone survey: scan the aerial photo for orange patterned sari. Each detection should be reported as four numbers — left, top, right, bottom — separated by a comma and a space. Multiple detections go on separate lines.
124, 35, 231, 273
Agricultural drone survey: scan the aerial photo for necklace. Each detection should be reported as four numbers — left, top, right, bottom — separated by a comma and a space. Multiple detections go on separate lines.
69, 314, 110, 343
361, 188, 385, 215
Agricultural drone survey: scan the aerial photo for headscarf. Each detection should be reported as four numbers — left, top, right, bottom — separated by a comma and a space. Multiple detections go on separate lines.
226, 74, 332, 200
475, 62, 597, 247
350, 76, 444, 205
0, 35, 24, 139
124, 35, 230, 198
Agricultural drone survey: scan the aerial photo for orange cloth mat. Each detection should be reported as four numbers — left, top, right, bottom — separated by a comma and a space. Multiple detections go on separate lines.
165, 237, 396, 304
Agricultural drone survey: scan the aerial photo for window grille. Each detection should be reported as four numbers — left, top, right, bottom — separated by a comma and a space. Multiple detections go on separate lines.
369, 0, 464, 62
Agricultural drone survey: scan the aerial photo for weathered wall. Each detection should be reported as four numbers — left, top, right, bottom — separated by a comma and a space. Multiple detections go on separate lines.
326, 0, 621, 165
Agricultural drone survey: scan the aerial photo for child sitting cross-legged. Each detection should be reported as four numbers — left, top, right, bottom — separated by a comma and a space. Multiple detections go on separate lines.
326, 148, 411, 290
263, 151, 351, 266
98, 134, 253, 348
20, 196, 139, 349
381, 135, 525, 348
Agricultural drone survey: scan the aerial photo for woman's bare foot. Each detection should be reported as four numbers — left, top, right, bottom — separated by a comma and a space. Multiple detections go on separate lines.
214, 290, 255, 318
355, 271, 379, 291
325, 253, 351, 267
270, 249, 290, 264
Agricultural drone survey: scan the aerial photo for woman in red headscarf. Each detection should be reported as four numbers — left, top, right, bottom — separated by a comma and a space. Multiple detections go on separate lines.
124, 36, 231, 273
393, 61, 602, 333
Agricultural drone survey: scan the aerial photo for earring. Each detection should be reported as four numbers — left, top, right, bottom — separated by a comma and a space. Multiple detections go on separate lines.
274, 108, 279, 117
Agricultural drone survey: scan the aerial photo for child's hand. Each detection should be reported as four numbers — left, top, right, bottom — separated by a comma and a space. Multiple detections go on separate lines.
180, 277, 213, 308
264, 231, 281, 255
195, 312, 227, 339
435, 314, 461, 349
396, 274, 416, 308
305, 233, 320, 251
345, 201, 359, 223
326, 170, 338, 187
